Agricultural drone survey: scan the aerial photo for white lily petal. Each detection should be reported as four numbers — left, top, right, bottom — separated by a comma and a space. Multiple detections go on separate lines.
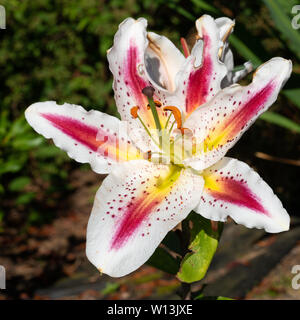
184, 57, 292, 171
176, 15, 228, 116
231, 61, 254, 83
194, 157, 290, 233
215, 17, 235, 41
146, 31, 185, 92
215, 17, 236, 87
86, 160, 204, 277
25, 101, 142, 174
107, 17, 169, 151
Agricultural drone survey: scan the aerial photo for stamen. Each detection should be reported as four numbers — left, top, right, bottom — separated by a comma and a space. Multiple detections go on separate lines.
130, 105, 159, 147
130, 106, 139, 118
164, 112, 173, 129
163, 106, 182, 130
142, 87, 162, 147
180, 37, 190, 58
147, 100, 162, 110
169, 120, 176, 134
164, 106, 193, 137
154, 100, 162, 108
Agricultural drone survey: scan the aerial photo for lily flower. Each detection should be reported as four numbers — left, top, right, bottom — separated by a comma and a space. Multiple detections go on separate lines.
25, 15, 291, 277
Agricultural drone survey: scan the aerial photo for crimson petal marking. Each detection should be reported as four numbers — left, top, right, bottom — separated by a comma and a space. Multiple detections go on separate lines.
86, 160, 204, 277
204, 170, 268, 216
212, 81, 275, 144
176, 15, 227, 116
194, 157, 290, 233
125, 42, 149, 107
185, 33, 213, 115
184, 57, 292, 171
108, 18, 168, 151
110, 188, 166, 250
110, 164, 182, 250
41, 113, 105, 152
25, 101, 141, 174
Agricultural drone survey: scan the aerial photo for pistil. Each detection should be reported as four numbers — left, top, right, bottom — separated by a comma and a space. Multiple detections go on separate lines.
142, 86, 163, 147
130, 88, 193, 165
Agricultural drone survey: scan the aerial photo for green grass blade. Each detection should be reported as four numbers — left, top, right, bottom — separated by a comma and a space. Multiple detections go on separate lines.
229, 35, 263, 68
283, 88, 300, 110
260, 111, 300, 133
263, 0, 300, 60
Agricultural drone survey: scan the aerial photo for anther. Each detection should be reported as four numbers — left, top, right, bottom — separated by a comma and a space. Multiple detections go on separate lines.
147, 100, 162, 110
163, 106, 182, 130
164, 106, 193, 136
154, 100, 162, 107
130, 106, 139, 119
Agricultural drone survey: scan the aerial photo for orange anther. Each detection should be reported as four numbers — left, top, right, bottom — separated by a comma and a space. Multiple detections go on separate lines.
163, 106, 182, 130
130, 106, 139, 119
147, 100, 162, 110
154, 100, 162, 108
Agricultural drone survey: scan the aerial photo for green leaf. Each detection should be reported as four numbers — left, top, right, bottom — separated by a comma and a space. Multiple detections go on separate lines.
229, 35, 262, 68
8, 176, 31, 192
0, 161, 23, 175
177, 213, 223, 283
12, 136, 44, 150
16, 192, 36, 205
260, 111, 300, 133
194, 293, 233, 300
27, 210, 40, 223
35, 145, 64, 159
263, 0, 300, 60
101, 282, 120, 296
190, 0, 219, 14
147, 246, 180, 275
283, 88, 300, 110
6, 116, 29, 140
167, 2, 196, 21
0, 111, 10, 137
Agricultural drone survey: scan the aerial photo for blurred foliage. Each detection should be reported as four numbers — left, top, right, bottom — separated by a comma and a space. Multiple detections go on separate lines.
0, 0, 300, 229
0, 107, 70, 228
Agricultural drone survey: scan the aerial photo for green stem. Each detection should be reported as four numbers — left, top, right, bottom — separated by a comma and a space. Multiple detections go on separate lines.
168, 120, 176, 134
147, 97, 162, 147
